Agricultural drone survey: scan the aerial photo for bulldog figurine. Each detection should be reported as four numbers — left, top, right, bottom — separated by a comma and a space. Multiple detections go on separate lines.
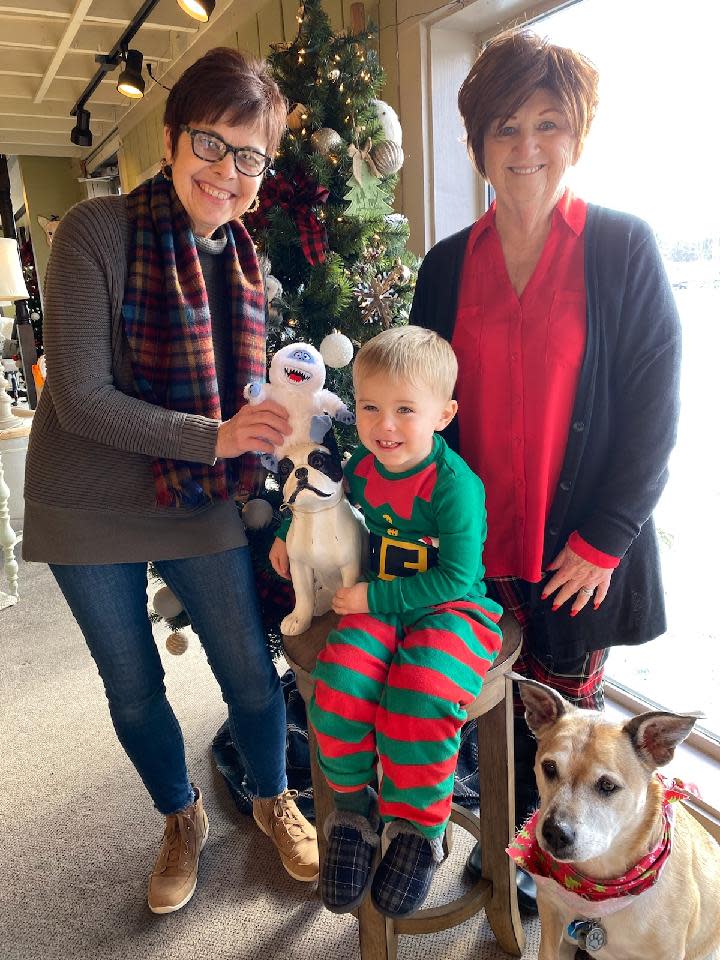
278, 441, 364, 636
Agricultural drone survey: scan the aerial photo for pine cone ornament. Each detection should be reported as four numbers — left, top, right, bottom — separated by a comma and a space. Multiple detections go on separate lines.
166, 631, 190, 656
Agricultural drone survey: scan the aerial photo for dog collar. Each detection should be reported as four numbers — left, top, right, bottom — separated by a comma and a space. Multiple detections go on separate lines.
507, 776, 696, 916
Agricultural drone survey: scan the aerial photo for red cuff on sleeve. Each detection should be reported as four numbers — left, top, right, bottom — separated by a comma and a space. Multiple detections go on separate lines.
568, 531, 621, 569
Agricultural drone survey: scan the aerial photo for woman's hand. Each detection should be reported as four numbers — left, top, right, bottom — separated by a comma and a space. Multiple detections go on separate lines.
215, 399, 291, 460
332, 582, 369, 616
269, 537, 290, 580
542, 543, 614, 615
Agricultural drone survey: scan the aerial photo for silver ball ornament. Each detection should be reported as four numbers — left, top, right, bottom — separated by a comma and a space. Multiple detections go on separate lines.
310, 127, 344, 156
153, 585, 184, 619
369, 140, 404, 177
320, 331, 354, 369
242, 498, 274, 530
166, 631, 189, 655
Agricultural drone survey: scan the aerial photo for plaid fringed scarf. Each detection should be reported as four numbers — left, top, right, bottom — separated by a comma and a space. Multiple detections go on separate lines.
122, 173, 265, 507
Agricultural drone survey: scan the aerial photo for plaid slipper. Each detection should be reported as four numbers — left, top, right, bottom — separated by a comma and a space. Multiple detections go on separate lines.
321, 803, 381, 914
370, 820, 444, 918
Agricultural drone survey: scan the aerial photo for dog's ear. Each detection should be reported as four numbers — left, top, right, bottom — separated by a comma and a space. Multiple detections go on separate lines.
624, 711, 703, 768
510, 674, 571, 735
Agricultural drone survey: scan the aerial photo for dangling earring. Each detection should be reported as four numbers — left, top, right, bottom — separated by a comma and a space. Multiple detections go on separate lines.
247, 195, 260, 214
160, 159, 173, 181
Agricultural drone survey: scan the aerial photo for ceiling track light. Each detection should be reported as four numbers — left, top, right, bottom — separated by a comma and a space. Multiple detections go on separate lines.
117, 48, 146, 99
176, 0, 215, 23
70, 108, 93, 147
69, 0, 216, 146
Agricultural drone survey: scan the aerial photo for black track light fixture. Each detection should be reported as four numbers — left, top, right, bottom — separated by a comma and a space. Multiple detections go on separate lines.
176, 0, 215, 23
70, 108, 93, 147
117, 49, 146, 99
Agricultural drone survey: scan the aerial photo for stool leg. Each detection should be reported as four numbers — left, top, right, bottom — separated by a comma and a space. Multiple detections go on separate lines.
308, 722, 397, 960
358, 897, 397, 960
476, 676, 525, 956
307, 721, 334, 865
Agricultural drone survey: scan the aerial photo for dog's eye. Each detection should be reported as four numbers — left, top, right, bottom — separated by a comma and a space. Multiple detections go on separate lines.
541, 760, 558, 780
308, 451, 326, 470
278, 458, 293, 478
596, 776, 619, 796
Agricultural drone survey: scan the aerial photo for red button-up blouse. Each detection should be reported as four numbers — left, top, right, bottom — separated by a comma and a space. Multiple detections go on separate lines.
453, 190, 618, 581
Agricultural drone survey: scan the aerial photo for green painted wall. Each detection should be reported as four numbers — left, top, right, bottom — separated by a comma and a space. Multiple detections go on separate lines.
17, 156, 85, 293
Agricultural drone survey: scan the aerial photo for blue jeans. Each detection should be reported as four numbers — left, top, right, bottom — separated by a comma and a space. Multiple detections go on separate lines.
50, 547, 287, 815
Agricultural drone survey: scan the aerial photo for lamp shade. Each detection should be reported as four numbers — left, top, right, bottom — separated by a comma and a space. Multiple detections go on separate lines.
0, 239, 29, 301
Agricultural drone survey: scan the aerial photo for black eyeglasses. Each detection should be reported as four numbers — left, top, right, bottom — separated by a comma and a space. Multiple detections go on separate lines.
180, 124, 272, 177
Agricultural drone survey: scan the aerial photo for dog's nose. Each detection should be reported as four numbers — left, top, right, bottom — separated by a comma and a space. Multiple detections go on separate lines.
295, 467, 308, 481
542, 816, 576, 854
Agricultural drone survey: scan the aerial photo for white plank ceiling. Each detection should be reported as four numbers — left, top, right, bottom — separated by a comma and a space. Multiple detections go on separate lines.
0, 0, 203, 158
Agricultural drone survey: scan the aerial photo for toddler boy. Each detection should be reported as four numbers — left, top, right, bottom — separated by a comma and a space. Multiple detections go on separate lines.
270, 326, 502, 918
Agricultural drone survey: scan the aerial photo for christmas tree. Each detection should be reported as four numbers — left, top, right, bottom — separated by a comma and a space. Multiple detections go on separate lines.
245, 0, 417, 421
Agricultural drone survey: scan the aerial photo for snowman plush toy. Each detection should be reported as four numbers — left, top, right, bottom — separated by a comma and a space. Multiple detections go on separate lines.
243, 342, 355, 472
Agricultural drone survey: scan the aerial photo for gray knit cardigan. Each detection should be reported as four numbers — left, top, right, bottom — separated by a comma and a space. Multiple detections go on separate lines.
22, 195, 248, 564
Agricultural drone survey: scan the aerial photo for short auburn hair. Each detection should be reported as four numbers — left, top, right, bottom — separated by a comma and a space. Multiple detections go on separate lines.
458, 29, 599, 178
164, 47, 287, 157
353, 326, 458, 401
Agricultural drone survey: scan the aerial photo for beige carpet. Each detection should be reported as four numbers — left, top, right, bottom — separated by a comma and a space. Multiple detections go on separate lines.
1, 556, 541, 960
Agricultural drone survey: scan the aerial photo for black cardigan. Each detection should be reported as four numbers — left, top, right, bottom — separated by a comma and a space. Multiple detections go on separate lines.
409, 204, 681, 660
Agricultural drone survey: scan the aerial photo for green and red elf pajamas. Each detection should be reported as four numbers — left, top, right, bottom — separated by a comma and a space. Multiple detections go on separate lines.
308, 434, 503, 843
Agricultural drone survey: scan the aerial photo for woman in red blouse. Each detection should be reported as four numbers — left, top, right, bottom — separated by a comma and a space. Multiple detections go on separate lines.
410, 29, 681, 910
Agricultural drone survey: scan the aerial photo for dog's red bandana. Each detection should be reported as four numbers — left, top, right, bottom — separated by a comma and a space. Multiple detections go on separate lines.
507, 777, 696, 915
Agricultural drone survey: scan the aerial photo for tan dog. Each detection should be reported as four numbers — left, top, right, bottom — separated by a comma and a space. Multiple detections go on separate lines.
511, 676, 720, 960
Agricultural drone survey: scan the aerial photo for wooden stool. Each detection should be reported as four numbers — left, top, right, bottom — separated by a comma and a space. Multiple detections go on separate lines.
283, 611, 525, 960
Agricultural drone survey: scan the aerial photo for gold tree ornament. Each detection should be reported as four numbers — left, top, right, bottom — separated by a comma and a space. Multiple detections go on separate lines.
310, 127, 344, 156
166, 631, 190, 656
287, 103, 308, 131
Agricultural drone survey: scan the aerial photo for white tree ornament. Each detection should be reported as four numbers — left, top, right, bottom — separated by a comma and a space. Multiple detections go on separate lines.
370, 99, 402, 146
320, 331, 354, 368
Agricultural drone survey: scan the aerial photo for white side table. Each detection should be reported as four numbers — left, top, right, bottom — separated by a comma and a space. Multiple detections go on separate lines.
0, 449, 18, 608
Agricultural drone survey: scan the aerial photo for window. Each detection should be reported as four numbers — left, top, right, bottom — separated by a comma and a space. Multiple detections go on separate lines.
535, 0, 720, 750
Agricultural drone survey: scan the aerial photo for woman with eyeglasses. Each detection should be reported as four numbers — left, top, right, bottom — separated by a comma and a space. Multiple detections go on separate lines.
23, 48, 319, 914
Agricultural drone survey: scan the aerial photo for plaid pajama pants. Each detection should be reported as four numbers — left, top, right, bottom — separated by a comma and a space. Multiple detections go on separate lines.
308, 600, 503, 839
487, 577, 609, 712
487, 576, 609, 824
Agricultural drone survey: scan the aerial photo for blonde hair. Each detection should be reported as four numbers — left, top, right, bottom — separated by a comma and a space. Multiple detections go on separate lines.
353, 326, 458, 400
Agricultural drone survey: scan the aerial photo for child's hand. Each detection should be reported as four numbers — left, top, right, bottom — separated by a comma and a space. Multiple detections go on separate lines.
269, 537, 291, 580
332, 582, 369, 615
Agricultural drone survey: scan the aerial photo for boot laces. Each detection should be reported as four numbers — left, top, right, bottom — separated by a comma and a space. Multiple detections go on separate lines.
163, 811, 193, 869
273, 790, 308, 840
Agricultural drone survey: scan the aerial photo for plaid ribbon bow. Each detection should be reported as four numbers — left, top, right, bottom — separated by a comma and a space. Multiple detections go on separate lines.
248, 168, 329, 265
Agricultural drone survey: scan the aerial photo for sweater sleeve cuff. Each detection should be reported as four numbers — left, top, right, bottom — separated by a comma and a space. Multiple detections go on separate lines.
179, 414, 220, 465
568, 531, 621, 569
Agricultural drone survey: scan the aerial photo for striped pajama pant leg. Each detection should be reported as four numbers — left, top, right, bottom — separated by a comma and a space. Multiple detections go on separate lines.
309, 602, 502, 841
309, 612, 400, 795
377, 600, 502, 839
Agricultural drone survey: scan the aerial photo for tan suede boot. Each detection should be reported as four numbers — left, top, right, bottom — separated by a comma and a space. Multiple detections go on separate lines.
147, 786, 209, 914
252, 789, 319, 882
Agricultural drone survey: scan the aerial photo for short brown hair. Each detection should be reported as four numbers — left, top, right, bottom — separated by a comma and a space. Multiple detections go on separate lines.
458, 29, 599, 177
164, 48, 287, 157
353, 326, 458, 401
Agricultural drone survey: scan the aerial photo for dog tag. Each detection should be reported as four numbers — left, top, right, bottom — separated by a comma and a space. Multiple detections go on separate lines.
584, 923, 607, 952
